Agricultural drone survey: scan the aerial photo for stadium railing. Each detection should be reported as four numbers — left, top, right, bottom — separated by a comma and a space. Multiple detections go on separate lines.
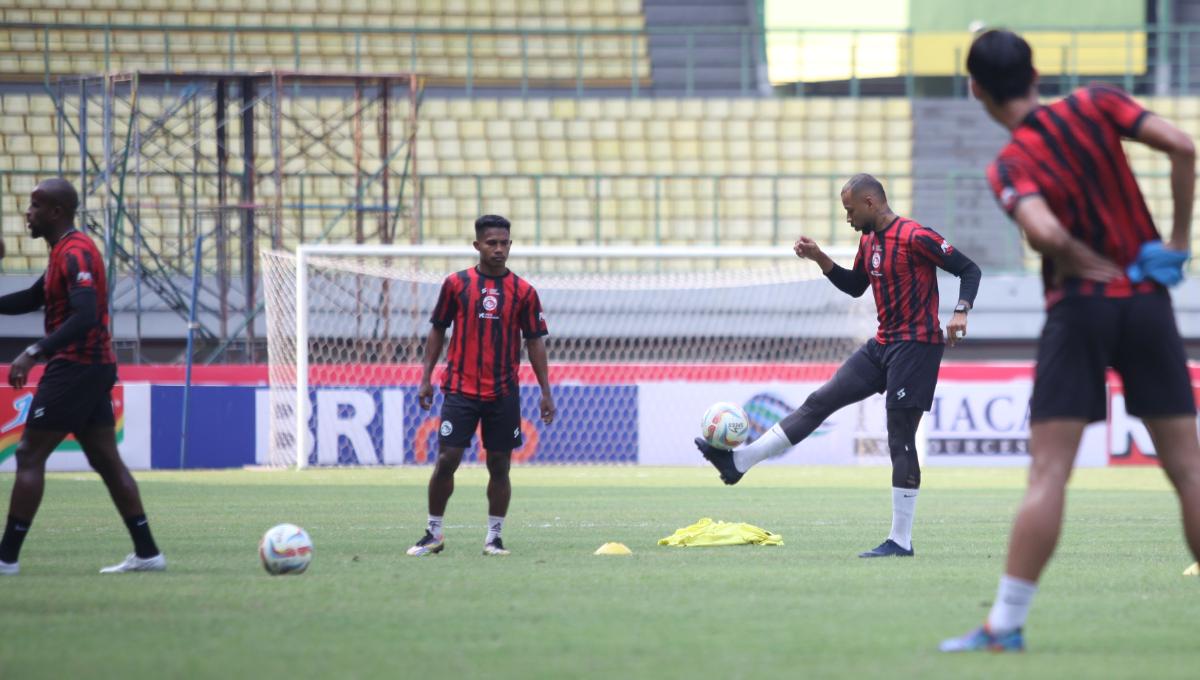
4, 166, 1196, 278
0, 22, 1196, 96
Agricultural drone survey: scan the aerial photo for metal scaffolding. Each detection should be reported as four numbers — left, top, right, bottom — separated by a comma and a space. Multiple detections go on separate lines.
52, 71, 422, 362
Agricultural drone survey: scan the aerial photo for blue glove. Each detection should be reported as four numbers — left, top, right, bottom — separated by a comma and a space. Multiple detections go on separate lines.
1127, 240, 1189, 287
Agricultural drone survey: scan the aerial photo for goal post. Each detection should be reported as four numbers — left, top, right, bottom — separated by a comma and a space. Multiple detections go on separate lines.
263, 243, 876, 470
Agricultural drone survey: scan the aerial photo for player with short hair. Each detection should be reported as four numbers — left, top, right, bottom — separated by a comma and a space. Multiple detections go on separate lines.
697, 174, 982, 558
0, 178, 165, 575
940, 29, 1200, 653
406, 214, 556, 557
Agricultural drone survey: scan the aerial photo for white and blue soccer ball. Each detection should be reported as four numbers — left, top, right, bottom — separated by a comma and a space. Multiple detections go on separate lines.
700, 402, 750, 450
259, 523, 314, 575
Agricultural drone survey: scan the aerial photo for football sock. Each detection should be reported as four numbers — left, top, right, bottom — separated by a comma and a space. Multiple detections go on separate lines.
123, 514, 160, 559
427, 515, 444, 539
0, 515, 32, 564
486, 515, 505, 544
733, 424, 792, 472
986, 574, 1038, 634
887, 487, 918, 550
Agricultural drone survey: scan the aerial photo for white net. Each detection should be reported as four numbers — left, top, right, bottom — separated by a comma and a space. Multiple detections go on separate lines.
262, 246, 875, 468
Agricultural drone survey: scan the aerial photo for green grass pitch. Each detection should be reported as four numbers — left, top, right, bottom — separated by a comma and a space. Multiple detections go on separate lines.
1, 466, 1197, 679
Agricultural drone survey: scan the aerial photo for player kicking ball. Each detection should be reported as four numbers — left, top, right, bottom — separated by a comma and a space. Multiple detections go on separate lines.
0, 179, 164, 575
695, 174, 982, 559
940, 30, 1199, 653
406, 215, 556, 557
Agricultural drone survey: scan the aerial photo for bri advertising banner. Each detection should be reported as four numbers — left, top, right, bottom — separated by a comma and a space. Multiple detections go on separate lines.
250, 384, 638, 467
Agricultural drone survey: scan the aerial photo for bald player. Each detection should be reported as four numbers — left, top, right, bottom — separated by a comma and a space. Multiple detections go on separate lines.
696, 174, 983, 558
0, 178, 165, 575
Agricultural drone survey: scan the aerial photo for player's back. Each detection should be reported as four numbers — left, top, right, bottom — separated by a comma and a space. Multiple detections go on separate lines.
988, 84, 1160, 301
44, 229, 115, 364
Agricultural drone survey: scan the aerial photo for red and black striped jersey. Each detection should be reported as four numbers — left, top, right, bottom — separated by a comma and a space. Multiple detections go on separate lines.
431, 267, 548, 400
42, 229, 115, 364
987, 83, 1160, 306
851, 217, 955, 344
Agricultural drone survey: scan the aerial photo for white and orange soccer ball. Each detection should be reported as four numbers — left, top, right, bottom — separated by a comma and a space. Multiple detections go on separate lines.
700, 402, 750, 450
259, 523, 314, 575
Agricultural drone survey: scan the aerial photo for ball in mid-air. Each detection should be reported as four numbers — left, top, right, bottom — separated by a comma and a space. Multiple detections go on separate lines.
701, 401, 750, 450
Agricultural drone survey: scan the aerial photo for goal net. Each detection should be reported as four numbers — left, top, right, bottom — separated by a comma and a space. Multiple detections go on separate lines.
262, 245, 876, 469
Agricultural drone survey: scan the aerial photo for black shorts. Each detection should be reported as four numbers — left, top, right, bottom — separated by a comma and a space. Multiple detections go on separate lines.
844, 338, 945, 411
438, 390, 523, 452
1031, 292, 1195, 423
27, 359, 118, 434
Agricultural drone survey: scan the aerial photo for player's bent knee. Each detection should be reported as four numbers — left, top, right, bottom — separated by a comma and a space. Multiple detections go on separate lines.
13, 443, 40, 470
13, 438, 53, 470
486, 451, 512, 476
433, 449, 464, 475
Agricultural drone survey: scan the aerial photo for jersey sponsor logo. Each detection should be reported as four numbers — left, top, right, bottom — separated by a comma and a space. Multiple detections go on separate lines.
940, 241, 953, 254
440, 421, 453, 437
75, 271, 92, 284
1000, 186, 1018, 210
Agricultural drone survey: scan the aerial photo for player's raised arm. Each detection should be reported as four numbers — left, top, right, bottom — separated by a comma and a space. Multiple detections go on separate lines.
795, 235, 869, 297
0, 275, 45, 316
1133, 115, 1195, 252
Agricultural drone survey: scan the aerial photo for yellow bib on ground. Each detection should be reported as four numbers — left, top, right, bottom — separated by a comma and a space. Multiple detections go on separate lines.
657, 518, 783, 547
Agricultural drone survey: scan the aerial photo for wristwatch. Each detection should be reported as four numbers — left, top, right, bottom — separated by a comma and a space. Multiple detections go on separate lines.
954, 302, 971, 314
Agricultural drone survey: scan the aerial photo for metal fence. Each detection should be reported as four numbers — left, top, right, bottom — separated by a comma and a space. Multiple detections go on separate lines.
1, 23, 1199, 96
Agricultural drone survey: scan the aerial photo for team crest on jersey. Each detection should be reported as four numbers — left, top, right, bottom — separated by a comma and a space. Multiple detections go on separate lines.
478, 293, 500, 320
75, 271, 92, 283
440, 421, 453, 437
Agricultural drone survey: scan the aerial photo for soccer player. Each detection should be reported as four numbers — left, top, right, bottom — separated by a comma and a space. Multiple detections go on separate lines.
406, 215, 556, 557
0, 178, 165, 575
696, 174, 982, 558
940, 30, 1200, 653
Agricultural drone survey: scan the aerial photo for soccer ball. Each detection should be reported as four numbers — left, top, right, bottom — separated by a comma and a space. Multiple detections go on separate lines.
259, 523, 313, 575
700, 402, 750, 450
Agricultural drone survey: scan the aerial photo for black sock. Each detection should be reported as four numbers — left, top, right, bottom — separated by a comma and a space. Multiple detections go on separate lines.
0, 515, 32, 564
123, 514, 160, 559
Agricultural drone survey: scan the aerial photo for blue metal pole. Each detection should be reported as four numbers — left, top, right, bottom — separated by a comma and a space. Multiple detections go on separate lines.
179, 233, 204, 469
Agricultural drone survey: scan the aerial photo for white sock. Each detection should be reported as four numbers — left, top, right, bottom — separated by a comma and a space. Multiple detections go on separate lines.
732, 424, 793, 472
486, 515, 505, 544
986, 574, 1038, 633
887, 487, 918, 550
427, 515, 444, 539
